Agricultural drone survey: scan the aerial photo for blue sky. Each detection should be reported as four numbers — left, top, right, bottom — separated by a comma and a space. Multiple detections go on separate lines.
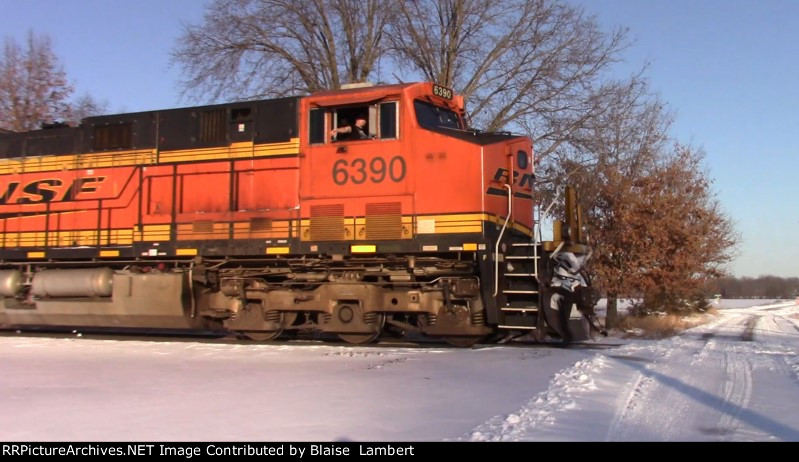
568, 0, 799, 279
1, 0, 796, 278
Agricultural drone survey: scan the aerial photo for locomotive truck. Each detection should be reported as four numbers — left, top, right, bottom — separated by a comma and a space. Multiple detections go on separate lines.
0, 82, 597, 346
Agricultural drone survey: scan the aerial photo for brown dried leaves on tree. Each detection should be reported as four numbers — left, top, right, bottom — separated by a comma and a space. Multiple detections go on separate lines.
66, 93, 109, 126
582, 144, 738, 317
563, 82, 738, 318
0, 32, 73, 131
0, 32, 107, 131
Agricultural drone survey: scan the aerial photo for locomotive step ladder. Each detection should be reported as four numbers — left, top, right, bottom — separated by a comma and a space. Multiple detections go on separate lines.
497, 242, 542, 330
491, 183, 547, 331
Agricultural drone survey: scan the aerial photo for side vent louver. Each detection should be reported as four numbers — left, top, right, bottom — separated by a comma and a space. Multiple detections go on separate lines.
250, 217, 272, 232
365, 202, 402, 240
192, 221, 214, 233
310, 204, 345, 241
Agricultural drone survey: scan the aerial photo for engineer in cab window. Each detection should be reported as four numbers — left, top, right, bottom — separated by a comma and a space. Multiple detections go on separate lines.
331, 113, 373, 141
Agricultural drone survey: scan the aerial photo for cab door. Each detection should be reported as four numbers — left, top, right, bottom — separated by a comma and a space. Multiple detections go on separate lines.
482, 137, 535, 237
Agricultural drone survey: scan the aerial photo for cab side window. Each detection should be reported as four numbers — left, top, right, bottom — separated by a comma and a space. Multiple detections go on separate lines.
379, 102, 397, 139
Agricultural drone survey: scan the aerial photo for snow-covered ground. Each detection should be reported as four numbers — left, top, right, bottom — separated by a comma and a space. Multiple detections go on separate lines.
1, 300, 798, 441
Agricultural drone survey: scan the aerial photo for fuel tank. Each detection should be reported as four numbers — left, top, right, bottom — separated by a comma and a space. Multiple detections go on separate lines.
31, 268, 114, 298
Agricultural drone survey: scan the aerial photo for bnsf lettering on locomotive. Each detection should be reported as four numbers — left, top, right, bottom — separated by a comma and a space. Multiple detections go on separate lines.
519, 173, 534, 189
491, 168, 533, 188
332, 156, 406, 185
0, 176, 106, 204
18, 179, 63, 204
492, 168, 510, 183
0, 182, 19, 205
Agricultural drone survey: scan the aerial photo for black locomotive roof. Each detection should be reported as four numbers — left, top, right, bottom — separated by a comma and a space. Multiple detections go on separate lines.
0, 96, 300, 159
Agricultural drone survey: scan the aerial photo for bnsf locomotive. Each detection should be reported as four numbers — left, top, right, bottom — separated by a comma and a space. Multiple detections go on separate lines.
0, 82, 597, 346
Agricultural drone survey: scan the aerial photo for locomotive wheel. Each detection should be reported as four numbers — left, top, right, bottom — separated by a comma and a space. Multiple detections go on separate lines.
541, 288, 590, 343
239, 312, 298, 342
242, 330, 283, 341
337, 313, 385, 344
416, 306, 487, 347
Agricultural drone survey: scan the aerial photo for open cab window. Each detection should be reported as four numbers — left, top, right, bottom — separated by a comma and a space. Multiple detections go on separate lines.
308, 101, 398, 145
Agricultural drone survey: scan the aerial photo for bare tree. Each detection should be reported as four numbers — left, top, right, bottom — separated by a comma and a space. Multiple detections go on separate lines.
0, 31, 73, 131
388, 0, 630, 162
173, 0, 395, 101
177, 0, 634, 161
66, 93, 109, 125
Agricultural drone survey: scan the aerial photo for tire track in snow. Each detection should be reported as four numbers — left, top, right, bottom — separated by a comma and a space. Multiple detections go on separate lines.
713, 346, 753, 438
601, 341, 677, 441
606, 313, 754, 441
722, 313, 799, 440
741, 316, 761, 342
464, 306, 799, 441
603, 373, 654, 441
764, 315, 799, 386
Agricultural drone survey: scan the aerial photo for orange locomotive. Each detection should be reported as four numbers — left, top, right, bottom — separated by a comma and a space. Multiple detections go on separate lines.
0, 82, 596, 345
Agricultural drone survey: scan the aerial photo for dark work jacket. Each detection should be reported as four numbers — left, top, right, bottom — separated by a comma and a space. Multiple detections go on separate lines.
351, 124, 369, 139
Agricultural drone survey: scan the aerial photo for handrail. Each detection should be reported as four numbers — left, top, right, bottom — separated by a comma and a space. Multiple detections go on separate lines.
549, 241, 565, 260
493, 183, 513, 297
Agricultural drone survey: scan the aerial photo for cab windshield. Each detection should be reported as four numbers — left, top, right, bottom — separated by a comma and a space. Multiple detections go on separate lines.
414, 100, 462, 130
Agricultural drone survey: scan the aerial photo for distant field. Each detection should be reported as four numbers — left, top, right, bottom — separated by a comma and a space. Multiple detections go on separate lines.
593, 298, 790, 314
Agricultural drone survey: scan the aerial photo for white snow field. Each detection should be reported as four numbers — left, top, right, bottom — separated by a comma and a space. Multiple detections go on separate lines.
1, 300, 798, 441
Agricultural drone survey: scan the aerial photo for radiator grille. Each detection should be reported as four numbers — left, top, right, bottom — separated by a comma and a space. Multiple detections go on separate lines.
365, 202, 402, 240
199, 109, 226, 144
192, 221, 214, 233
310, 204, 345, 241
250, 217, 272, 232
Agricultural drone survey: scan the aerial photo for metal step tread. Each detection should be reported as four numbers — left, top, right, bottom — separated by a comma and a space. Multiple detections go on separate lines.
498, 325, 537, 330
502, 290, 540, 294
511, 243, 538, 247
501, 307, 539, 312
